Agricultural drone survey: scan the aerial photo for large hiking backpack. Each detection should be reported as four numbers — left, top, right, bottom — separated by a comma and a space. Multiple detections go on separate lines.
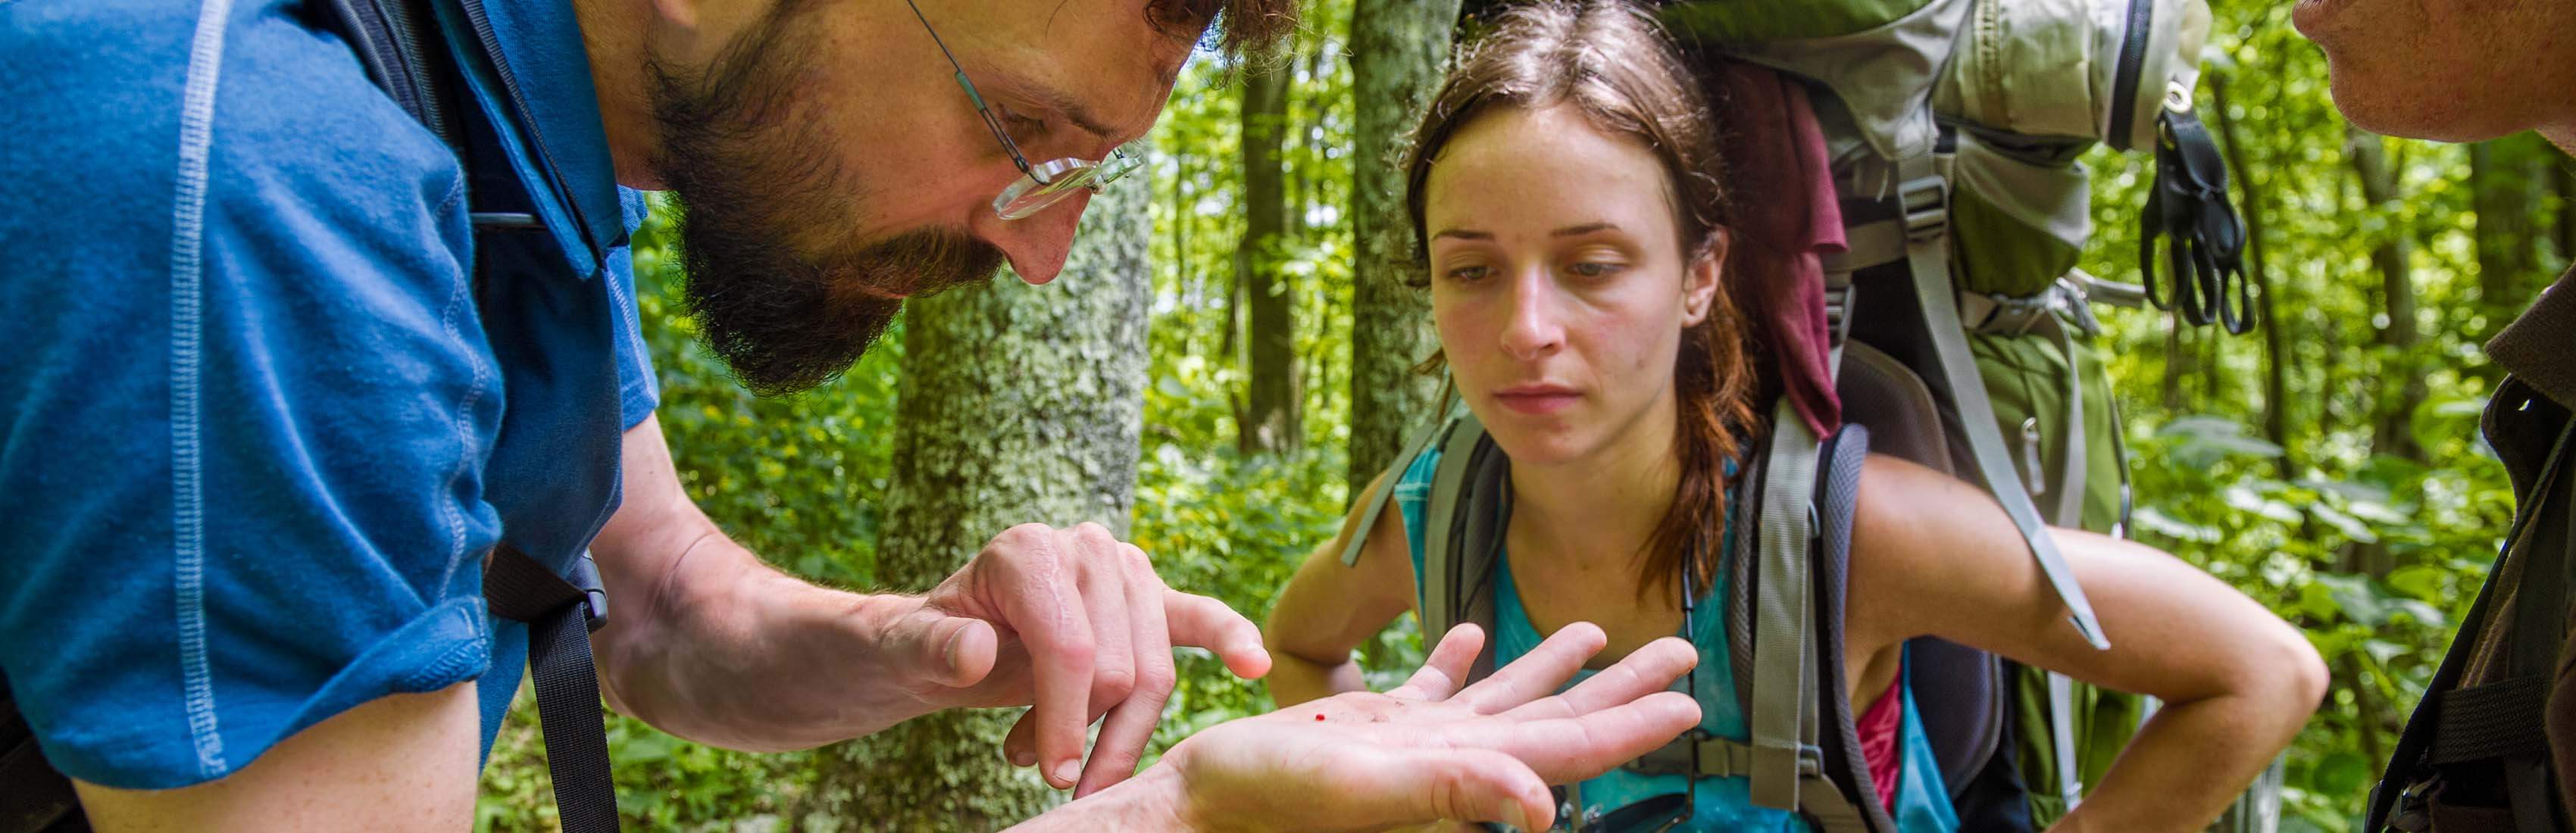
0, 2, 623, 831
1655, 0, 2268, 828
1365, 0, 2257, 828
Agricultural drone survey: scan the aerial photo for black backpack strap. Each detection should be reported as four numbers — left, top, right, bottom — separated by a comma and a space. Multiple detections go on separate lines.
0, 679, 83, 833
311, 0, 456, 150
484, 546, 621, 833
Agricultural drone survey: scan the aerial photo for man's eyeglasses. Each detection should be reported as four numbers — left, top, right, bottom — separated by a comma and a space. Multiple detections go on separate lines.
902, 0, 1143, 220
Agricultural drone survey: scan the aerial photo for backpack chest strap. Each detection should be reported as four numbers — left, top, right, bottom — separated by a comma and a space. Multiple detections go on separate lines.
1626, 732, 1797, 780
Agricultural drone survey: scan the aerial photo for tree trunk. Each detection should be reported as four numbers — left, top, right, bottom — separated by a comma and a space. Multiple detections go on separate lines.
1172, 155, 1196, 358
2345, 126, 2426, 468
1239, 61, 1298, 454
804, 148, 1155, 831
2162, 307, 2189, 411
2556, 145, 2576, 267
1346, 0, 1460, 493
1288, 48, 1324, 242
2208, 73, 2295, 479
2343, 126, 2420, 582
2471, 134, 2547, 347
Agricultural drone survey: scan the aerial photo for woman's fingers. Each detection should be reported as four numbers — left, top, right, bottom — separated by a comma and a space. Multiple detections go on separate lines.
1449, 622, 1608, 713
1437, 690, 1703, 784
1499, 636, 1696, 722
1387, 624, 1489, 701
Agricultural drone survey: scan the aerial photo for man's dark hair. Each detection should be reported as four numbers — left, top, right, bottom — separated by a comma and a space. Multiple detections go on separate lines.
1154, 0, 1299, 58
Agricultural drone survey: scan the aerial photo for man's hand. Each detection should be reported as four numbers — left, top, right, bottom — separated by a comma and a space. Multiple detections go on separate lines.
871, 522, 1272, 795
1146, 622, 1700, 832
597, 421, 1271, 788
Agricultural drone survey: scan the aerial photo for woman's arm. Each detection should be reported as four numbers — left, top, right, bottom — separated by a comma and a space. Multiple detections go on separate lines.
1264, 473, 1423, 707
1844, 454, 2327, 833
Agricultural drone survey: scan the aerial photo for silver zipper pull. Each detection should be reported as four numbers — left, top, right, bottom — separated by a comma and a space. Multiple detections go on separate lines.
2021, 416, 2047, 498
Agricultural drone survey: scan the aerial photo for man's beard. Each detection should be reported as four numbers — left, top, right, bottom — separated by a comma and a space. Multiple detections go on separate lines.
649, 5, 1007, 397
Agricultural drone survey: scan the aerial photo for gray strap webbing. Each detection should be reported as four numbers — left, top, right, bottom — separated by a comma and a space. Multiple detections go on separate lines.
1420, 415, 1486, 640
1624, 723, 1874, 831
1340, 418, 1449, 567
1750, 398, 1821, 810
2038, 310, 2090, 812
1454, 441, 1512, 684
1628, 734, 1760, 778
1834, 219, 1909, 275
2040, 311, 2089, 529
2047, 669, 2084, 810
1896, 155, 2111, 650
1800, 778, 1877, 833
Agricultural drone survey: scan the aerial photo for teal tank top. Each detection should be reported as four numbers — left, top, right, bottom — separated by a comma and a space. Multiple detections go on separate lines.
1391, 448, 1961, 831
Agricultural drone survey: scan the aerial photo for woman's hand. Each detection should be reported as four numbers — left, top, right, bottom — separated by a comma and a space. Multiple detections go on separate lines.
1149, 622, 1701, 832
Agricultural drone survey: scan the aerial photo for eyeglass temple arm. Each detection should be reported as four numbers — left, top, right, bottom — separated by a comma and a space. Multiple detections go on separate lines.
906, 0, 1036, 177
952, 73, 1036, 176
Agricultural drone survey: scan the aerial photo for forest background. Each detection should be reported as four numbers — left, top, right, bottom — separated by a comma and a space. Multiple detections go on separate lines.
473, 1, 2575, 830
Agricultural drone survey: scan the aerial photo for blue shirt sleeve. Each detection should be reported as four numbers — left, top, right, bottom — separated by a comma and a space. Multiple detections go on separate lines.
0, 0, 499, 790
608, 187, 661, 429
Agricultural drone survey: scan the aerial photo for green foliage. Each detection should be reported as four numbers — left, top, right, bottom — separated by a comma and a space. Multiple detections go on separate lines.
2071, 3, 2566, 828
2119, 416, 2512, 829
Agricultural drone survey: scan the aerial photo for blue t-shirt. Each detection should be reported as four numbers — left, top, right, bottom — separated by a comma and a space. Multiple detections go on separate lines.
1389, 444, 1959, 831
0, 0, 657, 790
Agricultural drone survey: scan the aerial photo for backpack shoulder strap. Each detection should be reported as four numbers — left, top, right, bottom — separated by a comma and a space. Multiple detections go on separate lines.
313, 0, 458, 152
1690, 407, 1893, 831
1421, 413, 1505, 682
1340, 417, 1449, 568
1804, 420, 1899, 831
1894, 149, 2113, 653
313, 5, 617, 829
1747, 397, 1826, 811
483, 546, 620, 833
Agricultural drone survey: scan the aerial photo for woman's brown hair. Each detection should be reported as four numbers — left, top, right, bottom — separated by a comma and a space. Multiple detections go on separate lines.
1400, 0, 1772, 599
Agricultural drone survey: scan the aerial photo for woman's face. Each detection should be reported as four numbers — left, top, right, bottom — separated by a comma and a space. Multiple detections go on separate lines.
1422, 104, 1721, 468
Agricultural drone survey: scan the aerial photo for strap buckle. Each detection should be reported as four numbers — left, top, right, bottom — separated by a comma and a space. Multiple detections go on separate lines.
568, 553, 611, 633
1899, 174, 1946, 243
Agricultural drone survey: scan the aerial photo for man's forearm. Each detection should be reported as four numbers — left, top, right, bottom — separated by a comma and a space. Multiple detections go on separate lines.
589, 415, 947, 750
592, 528, 937, 750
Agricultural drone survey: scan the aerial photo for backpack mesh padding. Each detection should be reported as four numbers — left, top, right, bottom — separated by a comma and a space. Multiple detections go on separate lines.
1814, 424, 1901, 829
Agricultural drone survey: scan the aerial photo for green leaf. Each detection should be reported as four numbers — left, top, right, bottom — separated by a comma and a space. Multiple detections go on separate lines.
2309, 502, 2379, 543
2312, 573, 2389, 627
2307, 750, 2374, 797
2136, 506, 2222, 543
